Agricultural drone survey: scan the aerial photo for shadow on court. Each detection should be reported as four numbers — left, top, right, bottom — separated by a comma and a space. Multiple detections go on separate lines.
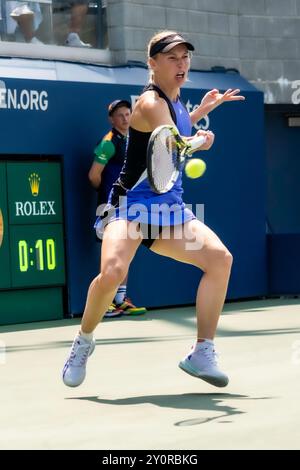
4, 322, 300, 354
216, 326, 300, 337
1, 297, 299, 335
66, 392, 275, 426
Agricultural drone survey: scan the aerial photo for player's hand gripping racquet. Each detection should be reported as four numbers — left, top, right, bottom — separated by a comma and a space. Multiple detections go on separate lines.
147, 125, 207, 194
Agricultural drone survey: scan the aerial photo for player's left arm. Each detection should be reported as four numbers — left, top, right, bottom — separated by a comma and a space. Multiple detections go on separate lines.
190, 88, 245, 125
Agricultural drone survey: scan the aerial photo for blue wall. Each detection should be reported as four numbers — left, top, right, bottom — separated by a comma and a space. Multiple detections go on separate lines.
266, 107, 300, 295
266, 109, 300, 234
0, 63, 266, 313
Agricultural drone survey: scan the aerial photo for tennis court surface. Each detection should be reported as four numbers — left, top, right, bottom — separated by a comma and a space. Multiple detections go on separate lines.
1, 298, 300, 450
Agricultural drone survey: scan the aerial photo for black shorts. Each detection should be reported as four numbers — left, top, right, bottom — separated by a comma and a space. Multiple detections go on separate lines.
95, 222, 163, 249
139, 223, 163, 249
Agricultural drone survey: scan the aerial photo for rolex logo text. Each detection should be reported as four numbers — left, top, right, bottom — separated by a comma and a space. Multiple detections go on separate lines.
15, 201, 56, 217
14, 172, 56, 217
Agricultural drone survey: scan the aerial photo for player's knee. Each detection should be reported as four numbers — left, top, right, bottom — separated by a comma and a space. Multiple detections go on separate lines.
100, 263, 127, 288
198, 245, 232, 275
213, 247, 233, 274
224, 249, 233, 271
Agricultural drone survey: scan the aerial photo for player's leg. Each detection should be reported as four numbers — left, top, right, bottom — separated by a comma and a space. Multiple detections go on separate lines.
150, 219, 232, 386
151, 219, 232, 339
104, 272, 129, 319
62, 220, 142, 387
81, 219, 142, 331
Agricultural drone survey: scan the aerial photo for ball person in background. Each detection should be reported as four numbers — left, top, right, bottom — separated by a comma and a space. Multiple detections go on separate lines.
88, 100, 146, 318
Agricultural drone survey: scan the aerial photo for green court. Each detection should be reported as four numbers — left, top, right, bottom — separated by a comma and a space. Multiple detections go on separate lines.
0, 298, 300, 450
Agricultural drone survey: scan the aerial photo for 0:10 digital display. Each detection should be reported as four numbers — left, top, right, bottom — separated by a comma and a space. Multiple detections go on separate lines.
10, 224, 65, 288
18, 238, 56, 272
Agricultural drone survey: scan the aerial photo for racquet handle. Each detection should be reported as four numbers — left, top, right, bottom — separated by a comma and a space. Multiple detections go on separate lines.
188, 134, 207, 152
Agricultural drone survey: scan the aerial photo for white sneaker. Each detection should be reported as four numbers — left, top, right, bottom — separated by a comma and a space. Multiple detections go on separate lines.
10, 5, 34, 18
179, 341, 229, 387
65, 32, 91, 48
62, 334, 95, 387
29, 37, 43, 44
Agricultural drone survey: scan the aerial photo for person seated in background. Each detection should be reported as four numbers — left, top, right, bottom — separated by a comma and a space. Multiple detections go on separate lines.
6, 1, 43, 44
64, 0, 91, 47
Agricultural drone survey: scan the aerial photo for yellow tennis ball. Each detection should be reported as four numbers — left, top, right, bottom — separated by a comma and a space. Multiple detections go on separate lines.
185, 158, 206, 179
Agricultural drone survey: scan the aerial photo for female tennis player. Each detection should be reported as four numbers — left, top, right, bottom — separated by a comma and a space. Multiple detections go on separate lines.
62, 30, 245, 388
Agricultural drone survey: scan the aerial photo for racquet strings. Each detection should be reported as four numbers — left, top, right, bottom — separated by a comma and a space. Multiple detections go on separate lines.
150, 127, 180, 193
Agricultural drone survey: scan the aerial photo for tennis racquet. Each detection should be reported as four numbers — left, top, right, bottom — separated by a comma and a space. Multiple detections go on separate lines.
147, 125, 207, 194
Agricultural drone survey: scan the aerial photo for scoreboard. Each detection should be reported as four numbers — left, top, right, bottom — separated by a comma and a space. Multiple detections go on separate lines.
0, 161, 66, 324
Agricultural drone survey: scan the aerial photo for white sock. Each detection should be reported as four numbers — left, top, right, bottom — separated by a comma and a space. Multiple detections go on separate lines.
79, 329, 93, 342
114, 285, 126, 305
194, 338, 214, 351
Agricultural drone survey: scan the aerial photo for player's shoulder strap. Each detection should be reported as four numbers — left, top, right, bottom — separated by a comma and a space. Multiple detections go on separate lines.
143, 83, 177, 125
